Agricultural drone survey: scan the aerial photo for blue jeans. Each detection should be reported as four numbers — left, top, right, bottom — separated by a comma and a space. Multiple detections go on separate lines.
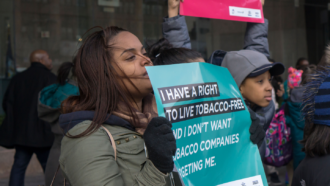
9, 145, 50, 186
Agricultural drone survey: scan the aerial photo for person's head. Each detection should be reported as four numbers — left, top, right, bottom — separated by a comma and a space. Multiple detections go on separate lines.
29, 50, 53, 70
62, 26, 153, 137
302, 66, 330, 156
221, 50, 285, 107
296, 57, 309, 70
148, 38, 204, 65
57, 61, 74, 85
301, 65, 316, 85
287, 67, 303, 89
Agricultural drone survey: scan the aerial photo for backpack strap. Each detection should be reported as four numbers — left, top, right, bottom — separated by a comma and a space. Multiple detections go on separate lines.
101, 125, 117, 160
50, 165, 66, 186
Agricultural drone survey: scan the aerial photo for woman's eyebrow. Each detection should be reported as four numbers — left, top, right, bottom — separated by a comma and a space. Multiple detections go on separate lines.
120, 48, 135, 56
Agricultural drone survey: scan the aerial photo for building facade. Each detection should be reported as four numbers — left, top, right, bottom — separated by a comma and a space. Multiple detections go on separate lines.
0, 0, 328, 76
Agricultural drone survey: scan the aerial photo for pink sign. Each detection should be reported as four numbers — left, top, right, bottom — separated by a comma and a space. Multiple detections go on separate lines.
180, 0, 264, 23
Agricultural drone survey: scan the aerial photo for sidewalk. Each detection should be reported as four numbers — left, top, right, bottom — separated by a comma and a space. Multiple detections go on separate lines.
0, 147, 44, 186
0, 174, 44, 186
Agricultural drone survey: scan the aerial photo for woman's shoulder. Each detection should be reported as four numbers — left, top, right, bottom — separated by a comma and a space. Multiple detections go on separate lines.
60, 121, 119, 162
60, 120, 144, 164
64, 120, 134, 137
61, 120, 139, 150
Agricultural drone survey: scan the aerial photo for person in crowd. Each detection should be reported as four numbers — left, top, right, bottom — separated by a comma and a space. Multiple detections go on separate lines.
282, 66, 303, 106
38, 61, 79, 186
287, 67, 303, 90
221, 50, 284, 154
163, 0, 274, 159
283, 58, 309, 102
0, 50, 56, 186
58, 26, 181, 186
295, 57, 309, 70
292, 61, 330, 185
286, 65, 316, 171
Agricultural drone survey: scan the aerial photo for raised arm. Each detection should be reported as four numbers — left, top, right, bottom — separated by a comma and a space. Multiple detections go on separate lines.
163, 0, 191, 49
243, 0, 270, 57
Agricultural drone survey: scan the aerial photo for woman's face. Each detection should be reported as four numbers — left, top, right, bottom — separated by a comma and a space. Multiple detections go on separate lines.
111, 31, 153, 99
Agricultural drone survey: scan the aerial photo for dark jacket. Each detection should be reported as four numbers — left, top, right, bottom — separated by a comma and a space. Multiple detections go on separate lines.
292, 155, 330, 186
59, 111, 184, 186
285, 86, 306, 169
0, 63, 56, 148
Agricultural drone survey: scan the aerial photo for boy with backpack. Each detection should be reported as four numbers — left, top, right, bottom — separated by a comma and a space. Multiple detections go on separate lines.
220, 50, 285, 156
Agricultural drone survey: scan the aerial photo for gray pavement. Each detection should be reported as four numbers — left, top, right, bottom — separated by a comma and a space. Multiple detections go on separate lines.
0, 174, 44, 186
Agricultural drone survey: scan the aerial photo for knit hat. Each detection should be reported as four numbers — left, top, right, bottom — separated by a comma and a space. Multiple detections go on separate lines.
221, 50, 285, 87
303, 67, 330, 126
288, 67, 303, 89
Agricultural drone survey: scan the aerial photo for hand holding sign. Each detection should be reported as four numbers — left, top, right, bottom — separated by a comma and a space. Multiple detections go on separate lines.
168, 0, 184, 18
144, 117, 176, 174
180, 0, 264, 23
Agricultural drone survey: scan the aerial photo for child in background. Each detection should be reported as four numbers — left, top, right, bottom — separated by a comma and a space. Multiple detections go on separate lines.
220, 50, 285, 158
292, 64, 330, 185
286, 65, 316, 170
282, 59, 309, 103
287, 67, 303, 90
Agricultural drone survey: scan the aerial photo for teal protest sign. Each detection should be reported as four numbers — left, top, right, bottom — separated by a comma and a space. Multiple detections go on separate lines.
146, 63, 268, 186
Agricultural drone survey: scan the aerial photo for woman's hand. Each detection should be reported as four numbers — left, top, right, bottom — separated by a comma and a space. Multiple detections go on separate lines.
143, 117, 176, 174
248, 108, 265, 148
168, 0, 184, 18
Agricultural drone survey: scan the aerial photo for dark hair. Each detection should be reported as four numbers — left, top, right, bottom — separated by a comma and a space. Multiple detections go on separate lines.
61, 26, 142, 138
301, 64, 316, 85
302, 123, 330, 157
148, 38, 203, 65
296, 57, 308, 69
271, 76, 283, 102
57, 61, 74, 85
271, 76, 283, 90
